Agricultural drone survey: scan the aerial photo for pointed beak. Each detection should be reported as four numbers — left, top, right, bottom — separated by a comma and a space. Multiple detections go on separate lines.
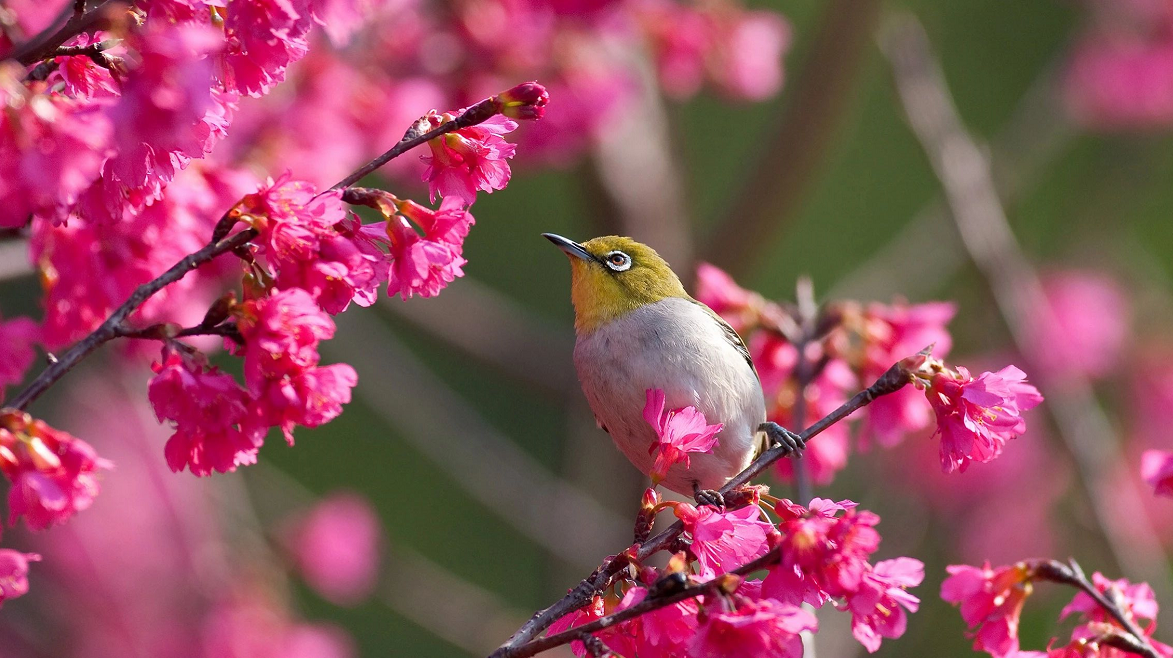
542, 233, 594, 262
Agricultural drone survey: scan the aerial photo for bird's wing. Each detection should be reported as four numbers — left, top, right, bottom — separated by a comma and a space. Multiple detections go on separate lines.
689, 298, 757, 379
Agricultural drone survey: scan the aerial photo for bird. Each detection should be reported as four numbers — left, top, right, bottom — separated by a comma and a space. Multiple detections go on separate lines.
544, 233, 803, 507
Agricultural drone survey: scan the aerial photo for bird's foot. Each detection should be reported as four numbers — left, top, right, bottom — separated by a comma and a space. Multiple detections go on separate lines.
759, 421, 805, 456
692, 483, 725, 509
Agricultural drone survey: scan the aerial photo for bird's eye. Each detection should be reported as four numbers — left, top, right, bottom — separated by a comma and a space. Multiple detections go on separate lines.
604, 251, 632, 272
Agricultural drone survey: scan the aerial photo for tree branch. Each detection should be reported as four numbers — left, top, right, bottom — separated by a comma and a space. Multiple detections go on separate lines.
882, 12, 1173, 616
5, 0, 118, 67
488, 358, 913, 658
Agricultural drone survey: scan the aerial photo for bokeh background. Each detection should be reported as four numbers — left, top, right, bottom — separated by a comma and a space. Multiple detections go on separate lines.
3, 0, 1173, 656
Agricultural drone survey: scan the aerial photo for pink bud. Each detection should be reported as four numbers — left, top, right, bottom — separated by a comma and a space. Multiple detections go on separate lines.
496, 81, 550, 120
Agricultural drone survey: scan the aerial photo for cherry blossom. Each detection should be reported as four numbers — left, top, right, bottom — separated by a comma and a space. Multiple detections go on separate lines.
673, 502, 772, 580
926, 366, 1044, 473
0, 549, 39, 606
643, 388, 722, 485
689, 597, 815, 658
283, 493, 382, 605
941, 561, 1034, 658
1142, 450, 1173, 497
421, 111, 518, 206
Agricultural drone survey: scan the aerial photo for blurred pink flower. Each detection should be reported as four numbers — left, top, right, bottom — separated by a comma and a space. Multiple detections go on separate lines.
0, 313, 37, 401
80, 23, 229, 223
1060, 572, 1159, 627
941, 562, 1033, 658
694, 262, 766, 334
1029, 272, 1129, 379
0, 549, 40, 606
149, 349, 263, 476
855, 300, 955, 448
0, 419, 111, 531
0, 65, 111, 228
712, 10, 791, 101
643, 388, 722, 485
284, 493, 381, 606
421, 111, 517, 205
688, 597, 815, 658
673, 502, 772, 580
220, 0, 312, 97
237, 288, 336, 391
845, 557, 924, 653
383, 198, 474, 300
927, 366, 1044, 473
1142, 450, 1173, 497
202, 594, 355, 658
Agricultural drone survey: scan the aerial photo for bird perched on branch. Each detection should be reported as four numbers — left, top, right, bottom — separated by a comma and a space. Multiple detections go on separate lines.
544, 233, 803, 507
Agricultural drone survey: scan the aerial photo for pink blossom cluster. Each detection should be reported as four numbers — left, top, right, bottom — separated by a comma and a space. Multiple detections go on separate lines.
221, 0, 791, 186
555, 492, 922, 656
944, 562, 1172, 658
695, 262, 1043, 483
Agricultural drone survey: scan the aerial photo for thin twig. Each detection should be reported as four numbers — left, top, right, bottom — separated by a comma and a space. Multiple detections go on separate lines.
1033, 558, 1162, 658
488, 359, 912, 658
882, 12, 1173, 616
703, 0, 882, 278
6, 0, 116, 66
7, 228, 256, 411
510, 549, 783, 658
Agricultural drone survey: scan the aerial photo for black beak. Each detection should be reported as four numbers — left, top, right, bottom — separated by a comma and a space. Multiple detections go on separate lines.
542, 233, 594, 262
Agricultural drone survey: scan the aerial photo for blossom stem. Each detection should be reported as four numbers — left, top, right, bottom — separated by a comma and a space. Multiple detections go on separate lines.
5, 0, 116, 66
488, 358, 912, 658
1032, 559, 1162, 658
505, 548, 784, 658
330, 97, 500, 192
6, 229, 256, 411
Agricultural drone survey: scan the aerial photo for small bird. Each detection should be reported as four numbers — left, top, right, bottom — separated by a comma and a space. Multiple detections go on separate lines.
544, 233, 803, 506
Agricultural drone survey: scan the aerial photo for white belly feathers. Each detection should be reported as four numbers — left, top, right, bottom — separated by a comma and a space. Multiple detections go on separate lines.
573, 297, 767, 494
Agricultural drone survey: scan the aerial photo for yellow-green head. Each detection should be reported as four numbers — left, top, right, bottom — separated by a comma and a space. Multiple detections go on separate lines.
543, 234, 688, 333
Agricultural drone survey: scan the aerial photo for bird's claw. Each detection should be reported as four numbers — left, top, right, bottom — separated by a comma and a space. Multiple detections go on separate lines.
759, 421, 805, 456
692, 485, 725, 509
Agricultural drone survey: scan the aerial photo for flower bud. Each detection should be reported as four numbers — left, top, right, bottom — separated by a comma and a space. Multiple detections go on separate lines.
495, 81, 549, 120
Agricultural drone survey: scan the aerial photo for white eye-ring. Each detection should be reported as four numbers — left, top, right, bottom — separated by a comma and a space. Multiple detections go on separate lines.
604, 250, 632, 272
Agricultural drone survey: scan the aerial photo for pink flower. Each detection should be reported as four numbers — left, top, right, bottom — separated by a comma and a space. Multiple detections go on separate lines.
283, 493, 381, 606
0, 417, 111, 530
1142, 450, 1173, 497
941, 562, 1033, 658
688, 597, 816, 658
384, 198, 474, 300
495, 81, 551, 120
694, 262, 767, 334
421, 111, 518, 205
712, 11, 791, 101
766, 498, 881, 602
845, 557, 924, 653
249, 363, 357, 444
81, 24, 229, 223
243, 176, 389, 313
220, 0, 312, 96
0, 549, 40, 606
547, 595, 607, 657
1029, 272, 1129, 379
1060, 572, 1159, 629
927, 366, 1044, 474
237, 288, 337, 392
643, 388, 722, 484
149, 349, 264, 476
616, 585, 699, 657
0, 313, 37, 401
0, 66, 110, 227
854, 300, 956, 448
674, 502, 772, 580
53, 35, 120, 100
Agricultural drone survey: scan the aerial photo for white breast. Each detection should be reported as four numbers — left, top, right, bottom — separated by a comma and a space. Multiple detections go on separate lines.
573, 297, 766, 494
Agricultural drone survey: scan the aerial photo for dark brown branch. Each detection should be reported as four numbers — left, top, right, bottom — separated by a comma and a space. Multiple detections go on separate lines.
7, 228, 256, 410
1034, 558, 1162, 658
488, 358, 913, 658
510, 548, 784, 658
702, 0, 882, 278
5, 0, 118, 67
